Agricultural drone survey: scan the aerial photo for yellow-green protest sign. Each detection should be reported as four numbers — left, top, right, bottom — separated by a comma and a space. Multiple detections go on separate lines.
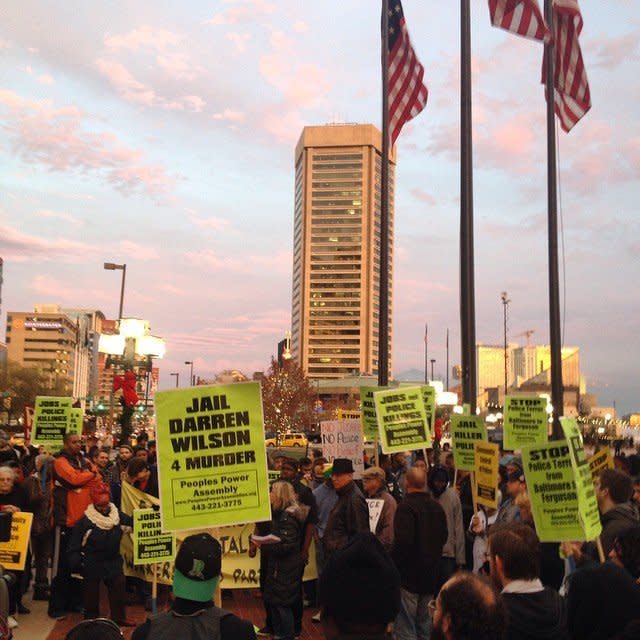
155, 382, 271, 531
588, 447, 614, 481
450, 415, 487, 471
133, 509, 176, 565
503, 396, 548, 450
374, 387, 430, 453
522, 440, 583, 542
219, 523, 317, 589
32, 396, 73, 448
0, 513, 33, 570
360, 387, 386, 441
420, 385, 436, 435
561, 418, 602, 541
474, 441, 500, 509
69, 408, 83, 436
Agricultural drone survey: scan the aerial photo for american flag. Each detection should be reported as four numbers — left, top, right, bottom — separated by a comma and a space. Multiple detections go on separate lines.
386, 0, 428, 145
488, 0, 550, 42
543, 0, 591, 132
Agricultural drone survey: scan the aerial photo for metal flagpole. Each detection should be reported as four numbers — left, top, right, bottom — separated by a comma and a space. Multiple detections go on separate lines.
460, 0, 477, 413
424, 323, 428, 384
544, 0, 564, 438
379, 0, 391, 388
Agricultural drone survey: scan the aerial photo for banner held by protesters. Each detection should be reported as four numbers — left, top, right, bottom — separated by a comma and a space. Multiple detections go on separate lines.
374, 386, 430, 453
503, 396, 548, 451
450, 415, 487, 471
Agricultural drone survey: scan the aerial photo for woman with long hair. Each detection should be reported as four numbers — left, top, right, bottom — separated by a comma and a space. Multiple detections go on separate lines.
255, 480, 309, 640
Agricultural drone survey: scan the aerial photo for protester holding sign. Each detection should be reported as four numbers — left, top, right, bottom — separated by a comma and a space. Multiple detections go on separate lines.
68, 482, 134, 626
0, 466, 30, 617
361, 466, 396, 552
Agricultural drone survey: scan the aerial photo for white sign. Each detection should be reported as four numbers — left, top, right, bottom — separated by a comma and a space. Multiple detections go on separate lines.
366, 499, 384, 534
320, 419, 364, 478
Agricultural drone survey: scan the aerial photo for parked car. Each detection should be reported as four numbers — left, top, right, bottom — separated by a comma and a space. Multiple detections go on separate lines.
265, 432, 308, 448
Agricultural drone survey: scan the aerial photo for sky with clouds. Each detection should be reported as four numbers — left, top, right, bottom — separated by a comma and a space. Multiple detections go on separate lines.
1, 1, 638, 414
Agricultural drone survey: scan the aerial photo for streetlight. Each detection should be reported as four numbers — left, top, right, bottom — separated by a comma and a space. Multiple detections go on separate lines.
501, 291, 510, 397
430, 358, 436, 382
103, 262, 127, 319
185, 361, 194, 386
170, 372, 179, 388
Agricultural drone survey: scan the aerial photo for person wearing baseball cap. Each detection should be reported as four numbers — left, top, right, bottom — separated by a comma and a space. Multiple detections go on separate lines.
322, 458, 369, 559
132, 533, 255, 640
361, 466, 397, 552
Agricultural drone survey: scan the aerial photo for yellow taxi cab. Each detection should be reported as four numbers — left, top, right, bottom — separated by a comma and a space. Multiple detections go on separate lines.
265, 432, 308, 448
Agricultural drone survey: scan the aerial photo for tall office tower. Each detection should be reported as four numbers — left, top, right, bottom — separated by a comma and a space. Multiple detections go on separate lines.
291, 124, 395, 379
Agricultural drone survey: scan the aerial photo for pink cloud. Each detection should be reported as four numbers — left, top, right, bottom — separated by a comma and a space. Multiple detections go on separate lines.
226, 32, 251, 53
189, 215, 231, 230
0, 89, 174, 197
105, 26, 179, 52
119, 241, 160, 260
207, 0, 275, 25
38, 74, 54, 85
36, 209, 79, 223
212, 108, 245, 123
590, 32, 640, 69
410, 188, 437, 206
31, 274, 79, 301
0, 222, 97, 262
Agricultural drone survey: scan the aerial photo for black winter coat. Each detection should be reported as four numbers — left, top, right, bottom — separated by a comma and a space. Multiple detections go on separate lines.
261, 506, 306, 607
68, 505, 132, 581
323, 481, 369, 557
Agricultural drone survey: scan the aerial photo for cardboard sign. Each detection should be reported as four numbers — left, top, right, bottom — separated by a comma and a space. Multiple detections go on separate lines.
420, 385, 436, 435
522, 440, 584, 542
503, 396, 548, 450
374, 387, 430, 453
133, 509, 176, 565
588, 447, 614, 481
321, 419, 364, 477
474, 441, 500, 509
360, 387, 387, 441
450, 415, 488, 471
561, 418, 602, 541
155, 382, 271, 531
0, 513, 33, 570
32, 396, 73, 448
69, 408, 83, 437
366, 498, 384, 533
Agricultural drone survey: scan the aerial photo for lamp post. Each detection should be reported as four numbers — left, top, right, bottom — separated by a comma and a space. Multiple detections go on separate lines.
185, 361, 194, 386
103, 262, 127, 319
501, 291, 510, 399
170, 372, 179, 388
430, 358, 436, 382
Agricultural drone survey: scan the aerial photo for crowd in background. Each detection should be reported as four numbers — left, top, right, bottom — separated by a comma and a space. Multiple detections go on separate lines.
0, 427, 638, 640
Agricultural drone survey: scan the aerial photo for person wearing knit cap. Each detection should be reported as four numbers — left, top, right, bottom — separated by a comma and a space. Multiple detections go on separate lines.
323, 458, 369, 559
319, 532, 401, 640
68, 482, 134, 627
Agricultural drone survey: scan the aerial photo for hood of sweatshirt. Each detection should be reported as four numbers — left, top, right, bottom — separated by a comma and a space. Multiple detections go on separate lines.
503, 588, 567, 640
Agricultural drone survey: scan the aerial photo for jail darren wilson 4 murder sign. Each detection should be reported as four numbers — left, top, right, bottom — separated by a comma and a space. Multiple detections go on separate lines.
155, 382, 271, 531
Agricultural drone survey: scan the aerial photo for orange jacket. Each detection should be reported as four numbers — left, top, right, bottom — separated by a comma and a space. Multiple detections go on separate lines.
53, 452, 99, 528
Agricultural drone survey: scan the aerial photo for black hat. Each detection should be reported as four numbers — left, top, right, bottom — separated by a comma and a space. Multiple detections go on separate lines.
319, 532, 400, 628
331, 458, 355, 475
173, 533, 222, 602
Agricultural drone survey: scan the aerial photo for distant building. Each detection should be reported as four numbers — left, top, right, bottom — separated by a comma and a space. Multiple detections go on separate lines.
5, 308, 79, 395
291, 124, 396, 380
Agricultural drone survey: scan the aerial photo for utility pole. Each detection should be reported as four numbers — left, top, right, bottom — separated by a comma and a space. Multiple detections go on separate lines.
501, 291, 510, 400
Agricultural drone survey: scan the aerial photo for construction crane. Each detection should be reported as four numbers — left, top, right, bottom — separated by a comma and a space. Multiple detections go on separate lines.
514, 329, 535, 347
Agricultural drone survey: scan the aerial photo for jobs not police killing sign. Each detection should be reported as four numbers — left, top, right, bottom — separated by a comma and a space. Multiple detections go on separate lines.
155, 382, 271, 531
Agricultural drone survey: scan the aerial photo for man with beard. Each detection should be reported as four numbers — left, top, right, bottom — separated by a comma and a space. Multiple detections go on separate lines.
429, 572, 506, 640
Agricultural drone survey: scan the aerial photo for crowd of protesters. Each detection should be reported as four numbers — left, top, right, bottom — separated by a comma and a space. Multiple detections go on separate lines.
0, 426, 639, 640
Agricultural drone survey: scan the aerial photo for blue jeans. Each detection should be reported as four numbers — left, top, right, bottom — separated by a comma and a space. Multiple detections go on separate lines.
394, 588, 432, 640
271, 605, 295, 640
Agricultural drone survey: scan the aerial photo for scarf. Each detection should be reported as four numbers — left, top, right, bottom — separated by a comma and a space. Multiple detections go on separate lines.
85, 503, 120, 530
